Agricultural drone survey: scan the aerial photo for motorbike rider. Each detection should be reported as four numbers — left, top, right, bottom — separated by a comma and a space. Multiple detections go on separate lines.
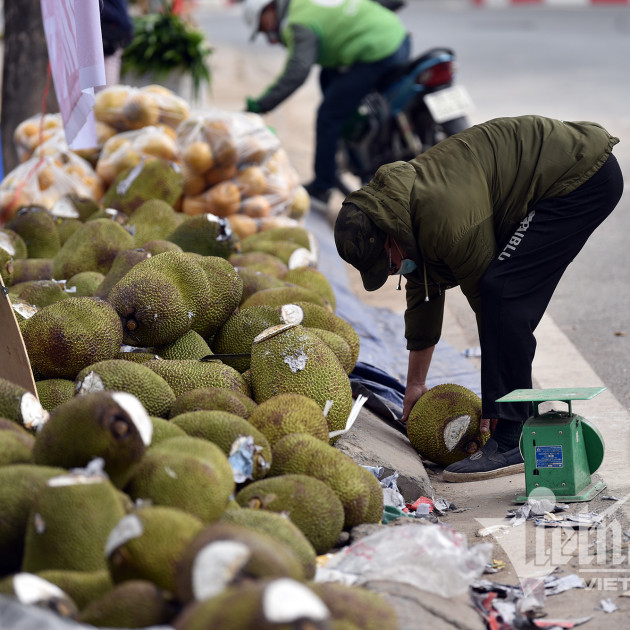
243, 0, 410, 212
333, 115, 623, 482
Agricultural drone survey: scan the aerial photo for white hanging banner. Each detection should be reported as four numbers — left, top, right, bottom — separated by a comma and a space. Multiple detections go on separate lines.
40, 0, 106, 150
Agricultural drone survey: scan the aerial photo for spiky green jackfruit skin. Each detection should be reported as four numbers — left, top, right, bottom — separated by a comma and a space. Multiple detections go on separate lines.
0, 429, 33, 465
6, 205, 61, 259
149, 416, 187, 444
168, 387, 257, 420
171, 410, 271, 479
0, 247, 14, 285
166, 214, 239, 259
246, 393, 329, 446
241, 285, 329, 310
270, 433, 374, 529
86, 208, 129, 223
310, 582, 399, 630
36, 569, 113, 610
107, 251, 211, 347
144, 359, 251, 399
357, 464, 385, 525
79, 580, 179, 629
174, 522, 306, 605
284, 267, 336, 311
240, 226, 312, 253
102, 159, 184, 215
93, 248, 152, 300
22, 297, 123, 379
52, 218, 136, 280
10, 258, 54, 284
235, 474, 344, 555
74, 359, 176, 418
22, 474, 127, 573
172, 580, 326, 630
106, 505, 204, 594
307, 328, 353, 374
239, 240, 304, 265
0, 377, 48, 428
53, 217, 83, 245
189, 255, 244, 338
250, 324, 353, 435
0, 464, 65, 575
65, 271, 106, 297
116, 350, 160, 363
35, 378, 74, 411
32, 391, 151, 488
229, 251, 288, 278
140, 239, 183, 255
61, 194, 101, 221
406, 383, 485, 466
128, 199, 182, 247
220, 509, 317, 580
236, 267, 288, 305
293, 301, 360, 371
10, 279, 69, 308
211, 305, 283, 372
154, 330, 212, 360
0, 227, 28, 259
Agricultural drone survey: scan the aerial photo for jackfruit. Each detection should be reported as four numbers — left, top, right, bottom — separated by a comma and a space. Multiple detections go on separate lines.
10, 258, 54, 284
65, 271, 106, 297
0, 245, 14, 285
174, 522, 306, 605
53, 217, 83, 245
250, 323, 353, 435
93, 247, 152, 300
35, 379, 75, 412
21, 472, 127, 573
106, 505, 204, 593
35, 569, 113, 610
22, 297, 123, 379
168, 386, 257, 420
246, 392, 329, 446
166, 214, 239, 259
55, 194, 100, 221
154, 330, 212, 360
240, 225, 313, 254
150, 415, 187, 443
406, 383, 486, 466
52, 218, 135, 279
86, 207, 130, 224
128, 199, 182, 247
116, 350, 160, 363
310, 582, 399, 630
210, 305, 283, 372
107, 251, 211, 347
0, 377, 49, 431
172, 579, 331, 630
10, 279, 68, 308
0, 464, 65, 574
235, 474, 344, 555
241, 285, 329, 310
144, 359, 251, 398
0, 425, 33, 465
220, 508, 317, 580
0, 227, 28, 259
307, 328, 353, 374
284, 267, 336, 311
102, 158, 184, 216
74, 359, 176, 418
237, 267, 288, 304
5, 205, 61, 258
240, 239, 306, 266
229, 251, 289, 278
33, 391, 152, 488
358, 464, 386, 525
79, 580, 179, 629
269, 433, 379, 529
141, 238, 183, 255
171, 410, 271, 479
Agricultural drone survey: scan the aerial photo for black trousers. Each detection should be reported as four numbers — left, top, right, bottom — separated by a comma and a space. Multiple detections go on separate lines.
479, 154, 624, 422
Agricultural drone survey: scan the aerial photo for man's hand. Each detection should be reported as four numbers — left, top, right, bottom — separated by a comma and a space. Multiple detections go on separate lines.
245, 97, 262, 114
401, 382, 428, 423
480, 418, 498, 435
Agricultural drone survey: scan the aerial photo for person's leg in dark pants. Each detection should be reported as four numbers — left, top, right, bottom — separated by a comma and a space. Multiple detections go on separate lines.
444, 154, 624, 480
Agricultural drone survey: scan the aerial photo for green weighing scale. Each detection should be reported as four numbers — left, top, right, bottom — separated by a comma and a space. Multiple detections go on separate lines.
495, 387, 607, 503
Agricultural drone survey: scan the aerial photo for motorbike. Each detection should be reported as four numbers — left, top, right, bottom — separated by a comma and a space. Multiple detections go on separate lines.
335, 46, 473, 195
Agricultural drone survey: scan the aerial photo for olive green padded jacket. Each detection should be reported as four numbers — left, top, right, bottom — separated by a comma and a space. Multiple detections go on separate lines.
343, 115, 619, 350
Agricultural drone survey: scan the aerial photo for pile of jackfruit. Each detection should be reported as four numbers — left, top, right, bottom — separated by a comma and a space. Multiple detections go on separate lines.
1, 84, 309, 227
0, 155, 401, 628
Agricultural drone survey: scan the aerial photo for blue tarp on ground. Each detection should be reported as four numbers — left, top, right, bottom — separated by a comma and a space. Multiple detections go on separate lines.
305, 209, 481, 406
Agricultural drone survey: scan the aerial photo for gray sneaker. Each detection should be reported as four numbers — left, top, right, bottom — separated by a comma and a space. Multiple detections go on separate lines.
442, 438, 524, 482
304, 183, 331, 214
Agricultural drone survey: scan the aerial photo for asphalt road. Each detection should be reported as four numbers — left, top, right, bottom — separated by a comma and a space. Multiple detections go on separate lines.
196, 1, 630, 410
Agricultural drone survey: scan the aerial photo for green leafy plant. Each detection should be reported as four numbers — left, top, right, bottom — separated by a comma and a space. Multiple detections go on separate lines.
121, 2, 212, 97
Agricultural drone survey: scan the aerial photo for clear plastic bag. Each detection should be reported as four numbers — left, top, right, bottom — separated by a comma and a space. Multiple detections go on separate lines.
316, 522, 493, 598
